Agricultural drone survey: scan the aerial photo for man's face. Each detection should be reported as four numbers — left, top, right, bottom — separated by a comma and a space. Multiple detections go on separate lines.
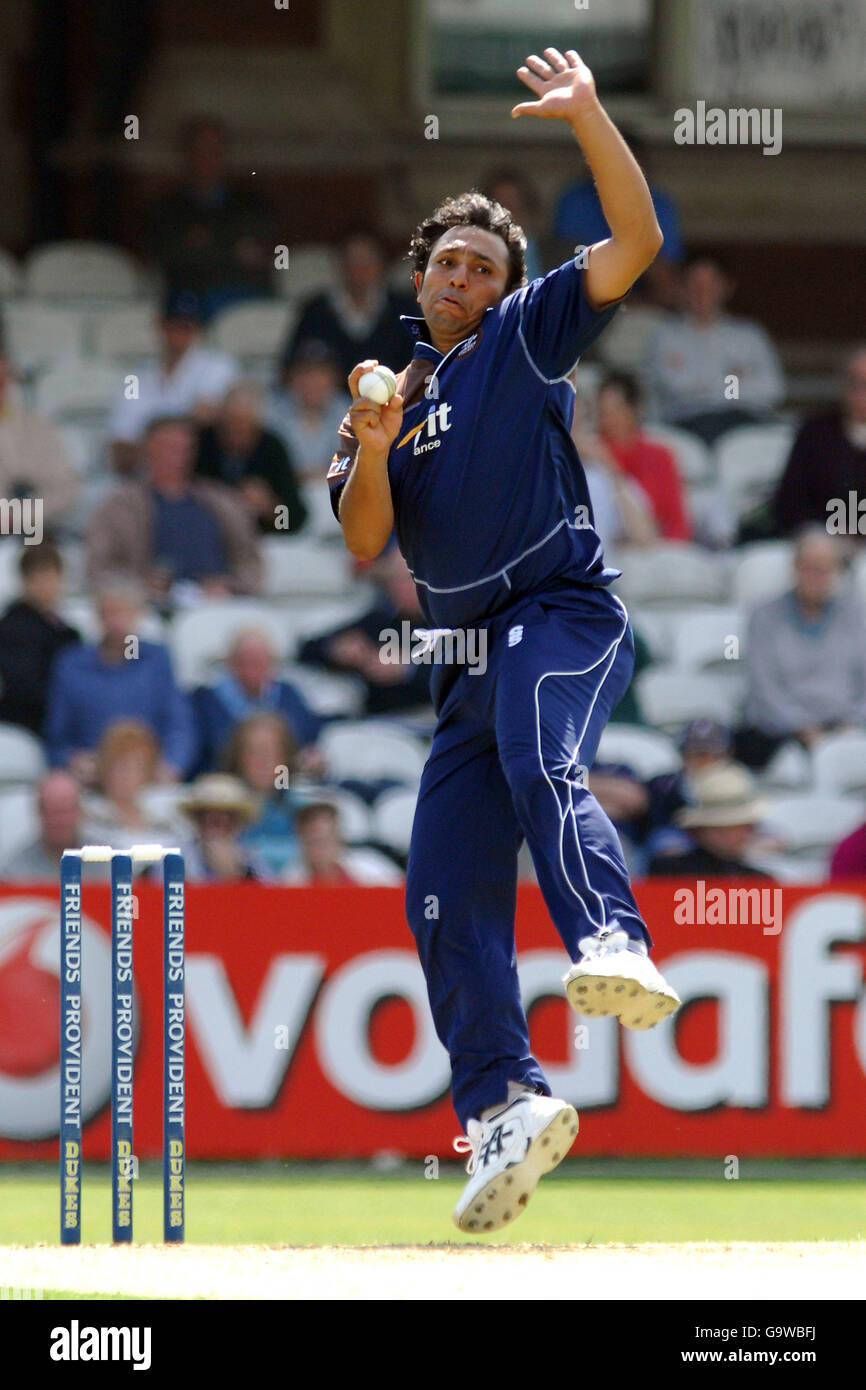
843, 351, 866, 425
39, 776, 81, 849
415, 226, 511, 344
161, 317, 199, 359
341, 237, 386, 296
598, 385, 637, 440
684, 262, 728, 320
288, 362, 339, 409
300, 811, 341, 870
98, 594, 141, 644
794, 538, 841, 607
231, 636, 274, 695
145, 423, 194, 493
695, 823, 753, 857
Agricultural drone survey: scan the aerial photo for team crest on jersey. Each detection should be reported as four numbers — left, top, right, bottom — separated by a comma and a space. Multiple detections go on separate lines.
327, 453, 352, 479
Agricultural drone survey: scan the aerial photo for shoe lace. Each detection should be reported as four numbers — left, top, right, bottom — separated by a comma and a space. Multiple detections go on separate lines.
577, 923, 630, 959
452, 1118, 483, 1174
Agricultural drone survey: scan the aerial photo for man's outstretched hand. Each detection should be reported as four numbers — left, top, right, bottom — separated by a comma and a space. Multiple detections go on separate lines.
511, 47, 599, 123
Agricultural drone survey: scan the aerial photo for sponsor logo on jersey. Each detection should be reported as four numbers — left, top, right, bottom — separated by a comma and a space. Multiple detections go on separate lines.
457, 331, 480, 358
327, 453, 352, 480
396, 402, 453, 456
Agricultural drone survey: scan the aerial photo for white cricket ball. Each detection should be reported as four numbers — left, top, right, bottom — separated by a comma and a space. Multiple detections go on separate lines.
358, 365, 398, 406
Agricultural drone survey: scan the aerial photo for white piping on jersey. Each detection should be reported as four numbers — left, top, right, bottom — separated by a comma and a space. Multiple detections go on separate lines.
533, 594, 630, 933
409, 516, 590, 595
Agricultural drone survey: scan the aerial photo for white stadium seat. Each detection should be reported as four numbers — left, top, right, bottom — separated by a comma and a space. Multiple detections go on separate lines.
595, 724, 681, 779
615, 543, 730, 607
273, 243, 338, 300
2, 303, 82, 373
261, 537, 353, 598
318, 721, 428, 785
279, 663, 365, 719
23, 241, 141, 300
168, 601, 292, 688
759, 740, 812, 791
90, 304, 159, 366
670, 606, 745, 672
0, 725, 46, 785
0, 787, 38, 859
299, 482, 342, 539
732, 542, 794, 609
812, 733, 866, 798
635, 666, 745, 732
371, 786, 418, 856
34, 360, 121, 424
715, 423, 795, 513
762, 794, 864, 855
642, 425, 714, 485
209, 301, 296, 364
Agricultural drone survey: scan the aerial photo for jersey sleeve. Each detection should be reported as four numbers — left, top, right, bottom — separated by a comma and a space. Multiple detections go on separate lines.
327, 411, 360, 520
515, 251, 624, 383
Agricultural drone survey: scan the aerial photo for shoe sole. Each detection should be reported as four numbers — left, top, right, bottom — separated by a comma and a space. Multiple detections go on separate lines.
564, 965, 680, 1030
453, 1105, 579, 1234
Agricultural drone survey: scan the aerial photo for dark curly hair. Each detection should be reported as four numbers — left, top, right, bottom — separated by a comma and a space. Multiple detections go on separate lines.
406, 190, 527, 296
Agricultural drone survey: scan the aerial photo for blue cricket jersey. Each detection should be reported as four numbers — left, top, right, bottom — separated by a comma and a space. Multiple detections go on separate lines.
328, 256, 622, 629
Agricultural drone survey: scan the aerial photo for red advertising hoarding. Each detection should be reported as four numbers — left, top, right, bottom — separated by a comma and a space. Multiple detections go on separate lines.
1, 882, 865, 1158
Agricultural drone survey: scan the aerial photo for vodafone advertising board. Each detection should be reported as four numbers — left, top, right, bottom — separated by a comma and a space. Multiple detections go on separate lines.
1, 883, 865, 1158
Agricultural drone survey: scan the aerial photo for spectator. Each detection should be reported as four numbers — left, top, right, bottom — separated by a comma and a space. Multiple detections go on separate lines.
648, 762, 771, 877
735, 528, 866, 769
597, 372, 692, 541
830, 818, 866, 879
280, 228, 416, 380
297, 543, 434, 716
43, 575, 196, 782
145, 116, 276, 319
0, 771, 92, 881
0, 542, 79, 735
195, 381, 307, 534
0, 350, 78, 528
569, 390, 657, 553
267, 340, 351, 483
86, 416, 262, 603
82, 719, 183, 850
283, 800, 402, 884
482, 169, 545, 281
646, 258, 785, 443
107, 292, 239, 472
193, 626, 323, 776
178, 773, 270, 881
222, 711, 301, 876
774, 346, 866, 536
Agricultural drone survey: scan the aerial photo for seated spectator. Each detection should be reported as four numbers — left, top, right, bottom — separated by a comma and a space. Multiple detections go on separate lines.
222, 711, 301, 876
145, 116, 277, 320
773, 345, 866, 536
597, 372, 692, 541
267, 340, 351, 483
646, 258, 785, 443
86, 416, 262, 604
481, 169, 545, 281
82, 719, 184, 850
283, 800, 402, 884
195, 381, 307, 534
648, 762, 771, 877
0, 541, 79, 735
179, 773, 270, 881
830, 818, 866, 879
280, 228, 416, 380
0, 771, 92, 881
108, 292, 239, 472
0, 350, 78, 529
297, 543, 434, 716
735, 528, 866, 769
570, 392, 658, 553
193, 626, 323, 777
43, 575, 196, 783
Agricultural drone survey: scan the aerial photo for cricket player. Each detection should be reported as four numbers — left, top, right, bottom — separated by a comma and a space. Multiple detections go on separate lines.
328, 48, 681, 1231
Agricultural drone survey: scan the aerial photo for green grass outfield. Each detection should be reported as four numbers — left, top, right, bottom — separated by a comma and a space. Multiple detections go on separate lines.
3, 1159, 866, 1246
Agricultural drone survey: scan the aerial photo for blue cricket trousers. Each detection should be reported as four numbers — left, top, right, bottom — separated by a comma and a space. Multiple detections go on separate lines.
404, 578, 651, 1129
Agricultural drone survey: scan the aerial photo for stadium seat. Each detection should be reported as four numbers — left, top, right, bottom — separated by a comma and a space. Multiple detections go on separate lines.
261, 537, 353, 598
279, 662, 365, 718
635, 666, 745, 731
371, 786, 418, 856
0, 247, 21, 296
60, 596, 166, 644
318, 721, 428, 785
762, 793, 864, 856
273, 242, 338, 300
670, 606, 744, 672
0, 543, 24, 608
209, 301, 297, 368
715, 423, 795, 515
615, 543, 730, 608
90, 304, 159, 366
732, 542, 794, 609
642, 425, 714, 485
0, 787, 38, 859
168, 601, 292, 688
628, 609, 672, 661
58, 423, 107, 478
0, 725, 46, 785
300, 482, 342, 539
595, 724, 681, 779
2, 303, 82, 373
759, 740, 812, 791
812, 733, 866, 798
34, 360, 121, 425
686, 481, 736, 548
23, 241, 141, 300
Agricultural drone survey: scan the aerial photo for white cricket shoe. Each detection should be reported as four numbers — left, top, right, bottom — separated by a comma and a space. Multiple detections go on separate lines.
564, 925, 680, 1030
452, 1093, 579, 1233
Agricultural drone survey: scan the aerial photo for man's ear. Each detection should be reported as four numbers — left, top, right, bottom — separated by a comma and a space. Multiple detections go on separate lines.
414, 270, 423, 302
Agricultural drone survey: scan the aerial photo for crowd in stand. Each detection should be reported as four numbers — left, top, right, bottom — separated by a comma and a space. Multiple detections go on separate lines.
1, 118, 865, 885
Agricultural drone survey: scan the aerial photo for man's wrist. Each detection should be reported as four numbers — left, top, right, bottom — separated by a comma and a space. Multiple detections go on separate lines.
566, 99, 606, 138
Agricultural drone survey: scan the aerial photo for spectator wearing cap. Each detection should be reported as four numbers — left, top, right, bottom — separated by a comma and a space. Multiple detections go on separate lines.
597, 372, 692, 541
145, 117, 277, 320
108, 291, 240, 473
43, 575, 196, 783
283, 800, 402, 885
648, 762, 772, 877
192, 627, 323, 777
0, 350, 78, 528
179, 773, 271, 881
86, 416, 262, 603
195, 381, 307, 534
735, 528, 866, 769
0, 542, 80, 735
267, 340, 351, 483
279, 228, 416, 381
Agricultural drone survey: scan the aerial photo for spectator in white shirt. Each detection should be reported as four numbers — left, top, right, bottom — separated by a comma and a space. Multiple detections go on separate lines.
108, 290, 239, 471
646, 258, 785, 444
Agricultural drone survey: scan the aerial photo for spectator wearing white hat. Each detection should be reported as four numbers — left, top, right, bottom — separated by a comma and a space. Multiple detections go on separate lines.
178, 773, 271, 881
647, 763, 772, 878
